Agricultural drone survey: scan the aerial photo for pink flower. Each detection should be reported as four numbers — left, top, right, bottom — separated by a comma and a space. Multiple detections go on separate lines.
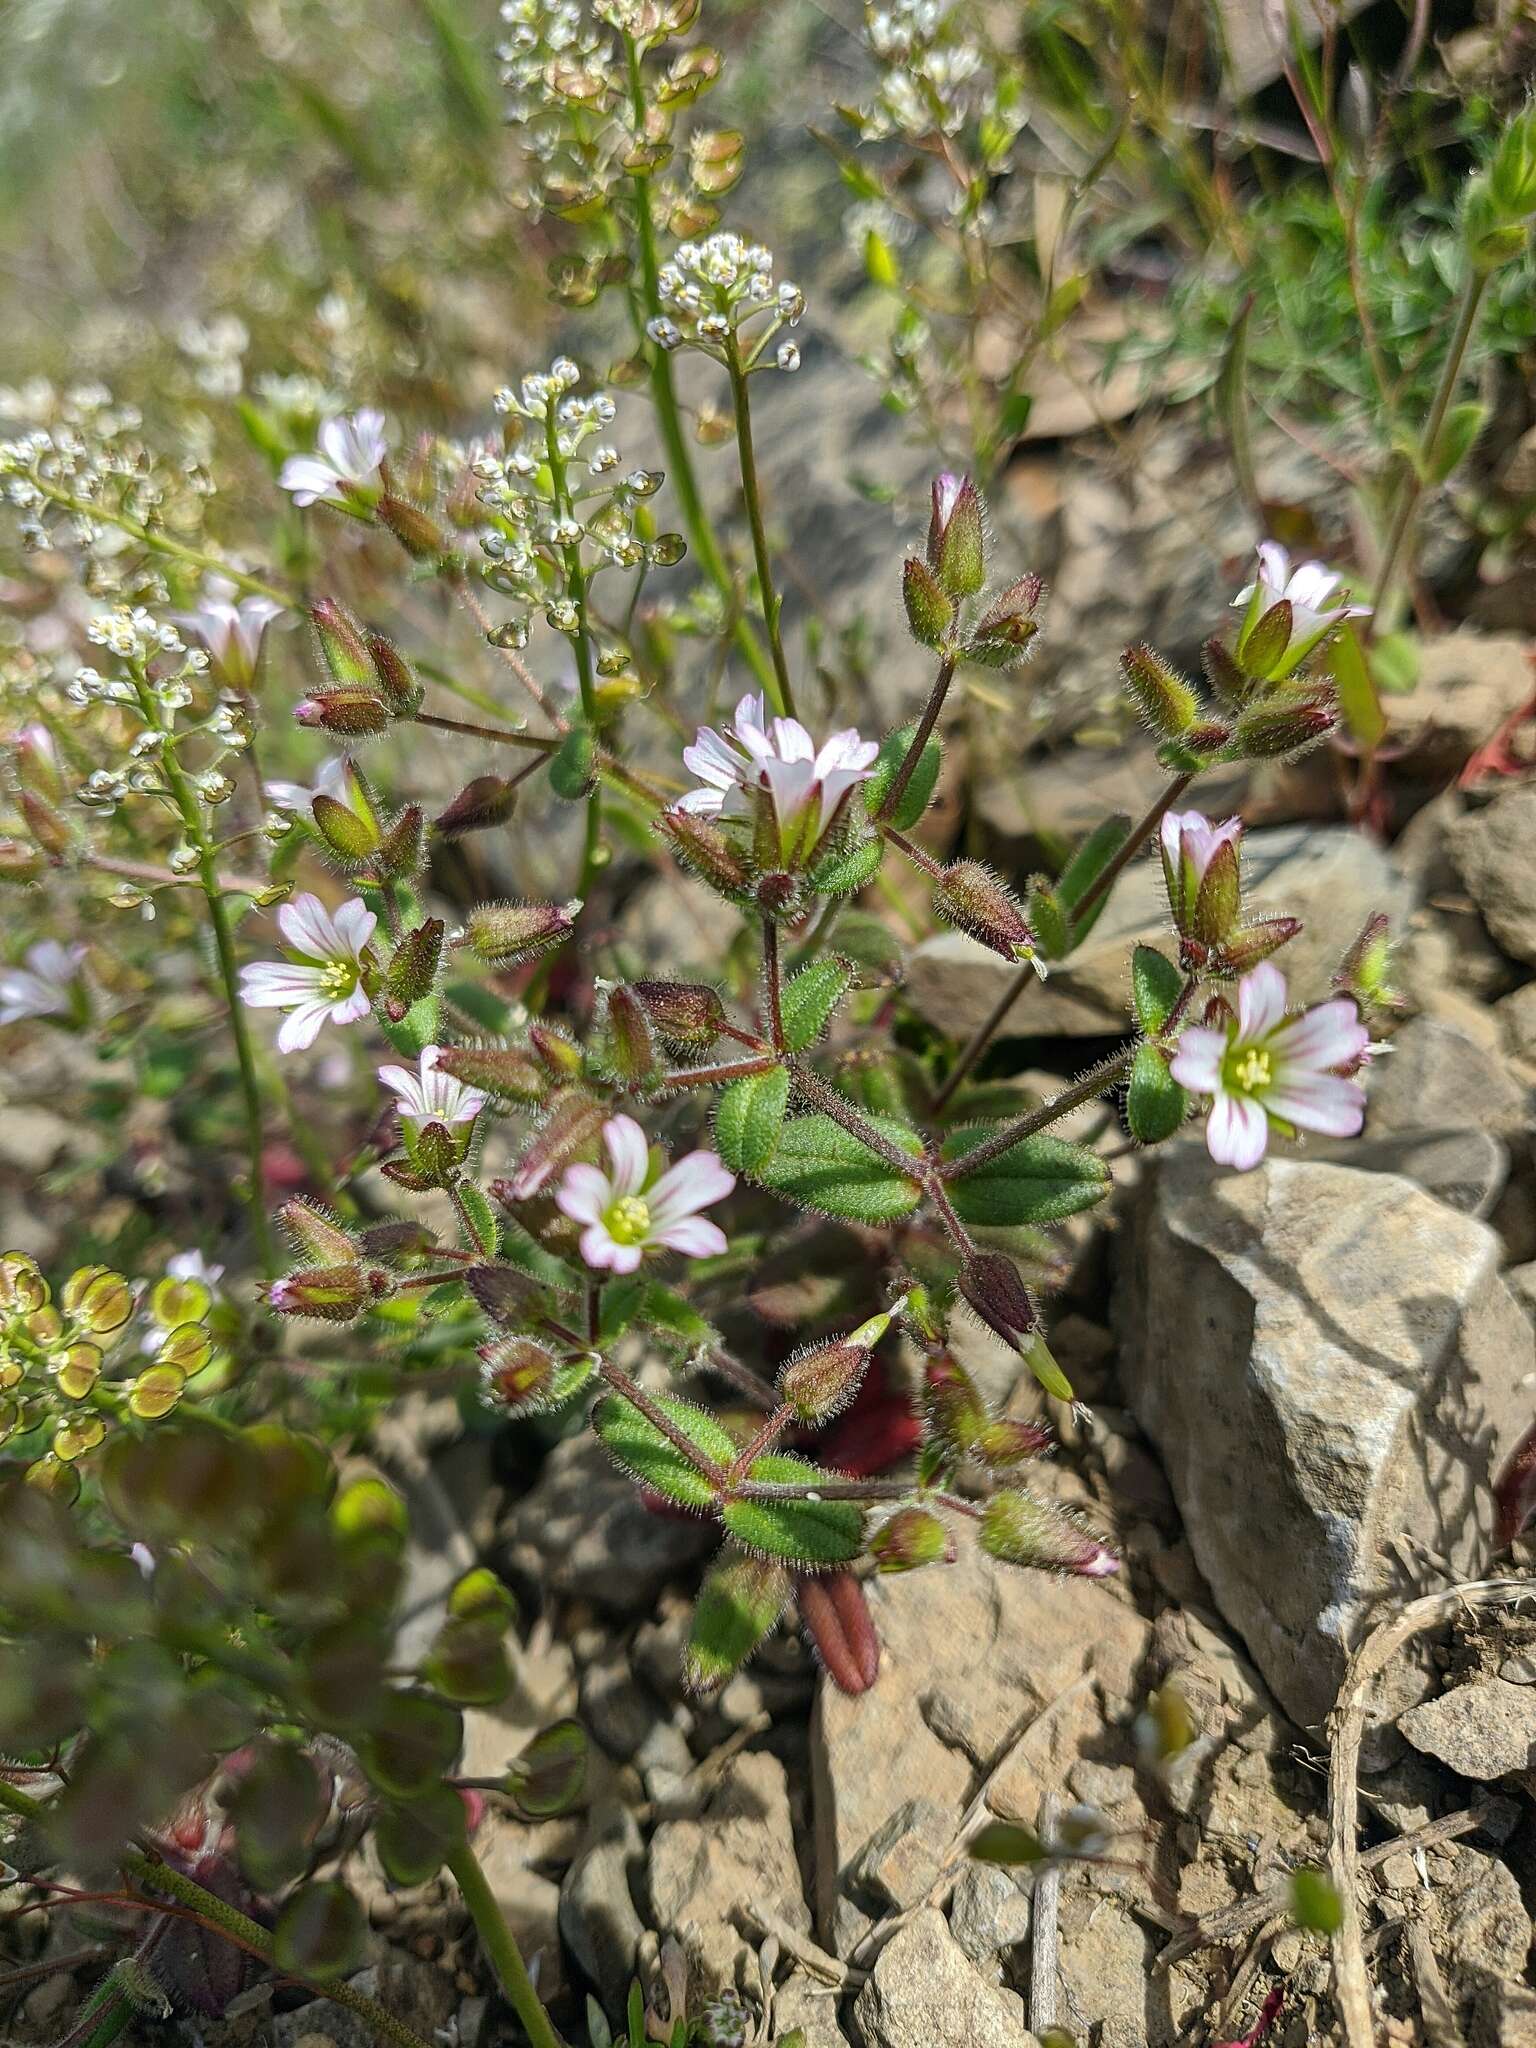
1159, 809, 1244, 945
176, 578, 285, 688
278, 409, 387, 510
676, 693, 878, 865
1233, 541, 1370, 677
379, 1045, 487, 1136
555, 1116, 734, 1276
239, 893, 377, 1053
1170, 961, 1370, 1171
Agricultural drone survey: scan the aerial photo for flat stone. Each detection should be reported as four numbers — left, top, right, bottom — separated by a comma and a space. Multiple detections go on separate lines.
560, 1802, 645, 2013
908, 823, 1415, 1040
1120, 1153, 1532, 1727
1450, 784, 1536, 966
1400, 632, 1536, 776
501, 1433, 714, 1614
771, 1974, 852, 2048
1399, 1678, 1536, 1781
1364, 1016, 1529, 1139
853, 1797, 953, 1912
948, 1863, 1031, 1970
1303, 1126, 1507, 1219
851, 1907, 1033, 2048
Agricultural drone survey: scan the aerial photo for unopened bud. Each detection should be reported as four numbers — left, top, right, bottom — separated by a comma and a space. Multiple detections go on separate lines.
434, 775, 519, 839
268, 1262, 389, 1323
631, 979, 727, 1050
400, 1116, 463, 1182
1231, 698, 1335, 758
1159, 811, 1244, 949
1333, 910, 1404, 1016
312, 790, 382, 862
779, 1340, 867, 1423
926, 473, 986, 598
357, 1219, 438, 1260
966, 573, 1043, 668
376, 493, 448, 560
505, 1087, 606, 1200
922, 1350, 989, 1457
932, 862, 1039, 966
1235, 598, 1294, 681
279, 1197, 357, 1265
1215, 916, 1301, 977
363, 634, 422, 715
480, 1336, 562, 1413
435, 1044, 548, 1104
980, 1490, 1119, 1576
902, 555, 955, 650
310, 597, 374, 689
19, 790, 71, 863
385, 917, 444, 1008
660, 808, 751, 895
464, 898, 578, 966
372, 805, 426, 884
870, 1505, 955, 1573
957, 1251, 1038, 1353
599, 984, 658, 1087
1201, 636, 1247, 704
530, 1024, 585, 1079
294, 688, 391, 736
1120, 642, 1198, 736
974, 1417, 1053, 1468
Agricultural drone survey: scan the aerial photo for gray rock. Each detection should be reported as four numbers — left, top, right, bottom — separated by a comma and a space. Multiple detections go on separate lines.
502, 1433, 713, 1614
1399, 632, 1536, 777
772, 1975, 853, 2048
1450, 784, 1536, 966
648, 1749, 809, 1995
1120, 1152, 1532, 1727
851, 1907, 1033, 2048
1056, 1889, 1160, 2048
1434, 1848, 1533, 1998
1496, 981, 1536, 1070
580, 1655, 661, 1762
561, 1802, 646, 2014
908, 822, 1415, 1040
852, 1797, 953, 1912
947, 1864, 1031, 1970
1399, 1679, 1536, 1781
467, 1836, 564, 2003
1365, 1016, 1529, 1139
1305, 1126, 1508, 1219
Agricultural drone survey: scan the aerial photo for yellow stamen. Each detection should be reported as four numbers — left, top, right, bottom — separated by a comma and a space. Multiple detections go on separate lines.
606, 1195, 652, 1246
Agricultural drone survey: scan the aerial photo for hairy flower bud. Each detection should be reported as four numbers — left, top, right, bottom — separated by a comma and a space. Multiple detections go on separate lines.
957, 1251, 1038, 1353
434, 1044, 549, 1104
1231, 698, 1335, 759
966, 573, 1043, 669
372, 805, 426, 885
1215, 916, 1301, 977
384, 917, 444, 1010
19, 790, 72, 863
363, 634, 422, 715
268, 1262, 390, 1322
870, 1505, 955, 1573
376, 493, 448, 561
479, 1336, 560, 1412
1332, 910, 1404, 1018
1120, 643, 1199, 736
311, 790, 382, 863
294, 688, 392, 736
434, 775, 519, 839
922, 1350, 989, 1457
660, 808, 752, 895
529, 1024, 585, 1080
310, 597, 374, 690
926, 473, 985, 598
598, 983, 658, 1087
980, 1490, 1119, 1577
902, 555, 955, 650
279, 1198, 358, 1265
778, 1301, 898, 1424
932, 862, 1039, 966
1159, 811, 1244, 951
504, 1088, 607, 1200
975, 1417, 1054, 1468
1201, 636, 1247, 704
631, 979, 727, 1050
464, 899, 578, 966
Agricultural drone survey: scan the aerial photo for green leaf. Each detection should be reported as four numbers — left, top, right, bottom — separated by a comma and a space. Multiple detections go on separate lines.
864, 723, 941, 830
723, 1453, 865, 1564
1426, 399, 1487, 484
1026, 878, 1071, 962
830, 910, 905, 984
549, 724, 595, 799
507, 1718, 588, 1818
455, 1182, 500, 1256
942, 1127, 1110, 1226
714, 1065, 790, 1173
1289, 1866, 1343, 1934
780, 956, 855, 1051
807, 834, 884, 896
591, 1391, 733, 1510
755, 1113, 923, 1224
1326, 620, 1386, 751
1130, 944, 1184, 1034
374, 1788, 465, 1887
1125, 1042, 1187, 1145
378, 992, 441, 1060
1056, 814, 1131, 945
684, 1551, 789, 1693
638, 1281, 716, 1349
970, 1818, 1048, 1866
273, 1881, 367, 1980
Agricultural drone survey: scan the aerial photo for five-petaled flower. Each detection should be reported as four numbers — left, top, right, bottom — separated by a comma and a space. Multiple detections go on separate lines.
239, 893, 377, 1053
1233, 541, 1370, 679
1170, 962, 1370, 1171
278, 409, 388, 511
379, 1045, 487, 1142
676, 692, 878, 866
556, 1116, 735, 1276
0, 941, 90, 1027
176, 578, 285, 689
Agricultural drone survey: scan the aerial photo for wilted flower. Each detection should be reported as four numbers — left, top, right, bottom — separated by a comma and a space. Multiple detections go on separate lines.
238, 894, 377, 1053
0, 940, 90, 1026
379, 1045, 488, 1140
175, 579, 284, 688
677, 692, 878, 865
278, 409, 388, 510
1170, 962, 1370, 1170
556, 1115, 734, 1275
1233, 541, 1369, 678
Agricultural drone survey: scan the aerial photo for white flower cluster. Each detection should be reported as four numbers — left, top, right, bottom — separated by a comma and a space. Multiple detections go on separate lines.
648, 234, 805, 371
857, 0, 1000, 144
498, 0, 615, 141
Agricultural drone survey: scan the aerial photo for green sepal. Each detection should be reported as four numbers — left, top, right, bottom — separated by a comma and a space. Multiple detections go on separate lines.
807, 834, 884, 895
684, 1550, 790, 1694
722, 1452, 865, 1565
864, 723, 941, 830
1056, 813, 1130, 944
1130, 944, 1183, 1034
714, 1065, 791, 1172
780, 955, 855, 1051
374, 1787, 466, 1887
1125, 1041, 1187, 1145
591, 1391, 733, 1510
942, 1126, 1110, 1226
549, 724, 596, 799
755, 1112, 923, 1224
1021, 1332, 1074, 1400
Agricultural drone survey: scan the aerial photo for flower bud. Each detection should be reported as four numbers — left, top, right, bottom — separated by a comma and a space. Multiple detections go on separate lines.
16, 725, 64, 805
781, 1300, 901, 1422
631, 979, 727, 1050
902, 555, 955, 650
385, 917, 444, 1009
1231, 698, 1335, 758
974, 1417, 1054, 1468
795, 1570, 880, 1695
19, 790, 72, 863
294, 688, 392, 736
1489, 103, 1536, 223
312, 790, 382, 862
434, 1045, 548, 1103
598, 983, 658, 1088
400, 1116, 466, 1182
529, 1024, 585, 1080
434, 775, 519, 839
926, 473, 985, 598
966, 573, 1043, 669
310, 597, 374, 689
1332, 910, 1404, 1017
364, 634, 422, 715
504, 1087, 606, 1200
922, 1350, 989, 1457
357, 1219, 438, 1260
280, 1198, 358, 1265
376, 493, 448, 561
660, 808, 751, 895
269, 1263, 390, 1323
980, 1491, 1119, 1577
1214, 916, 1301, 977
932, 862, 1039, 966
957, 1251, 1038, 1353
1235, 598, 1294, 682
372, 805, 426, 884
870, 1506, 955, 1573
1201, 636, 1247, 705
464, 898, 578, 966
1120, 643, 1198, 736
479, 1336, 561, 1413
1159, 812, 1243, 950
0, 837, 45, 885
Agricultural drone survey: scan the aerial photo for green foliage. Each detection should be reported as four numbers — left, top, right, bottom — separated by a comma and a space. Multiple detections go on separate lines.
1125, 1042, 1186, 1145
591, 1392, 733, 1510
714, 1065, 791, 1172
755, 1113, 924, 1224
779, 956, 855, 1050
1130, 945, 1184, 1034
864, 723, 942, 829
941, 1127, 1110, 1226
721, 1453, 866, 1565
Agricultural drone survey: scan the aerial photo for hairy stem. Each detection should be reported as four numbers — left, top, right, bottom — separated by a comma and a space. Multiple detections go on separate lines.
941, 1047, 1134, 1181
763, 917, 787, 1051
597, 1359, 731, 1489
725, 339, 796, 718
411, 711, 558, 752
445, 1836, 565, 2048
876, 657, 956, 823
543, 413, 604, 897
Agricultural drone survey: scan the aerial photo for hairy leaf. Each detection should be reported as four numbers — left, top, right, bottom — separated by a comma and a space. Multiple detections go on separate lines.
779, 956, 855, 1051
723, 1453, 865, 1565
591, 1391, 733, 1510
1130, 944, 1184, 1034
942, 1126, 1110, 1226
863, 722, 942, 829
1125, 1041, 1187, 1145
714, 1065, 790, 1173
755, 1112, 923, 1223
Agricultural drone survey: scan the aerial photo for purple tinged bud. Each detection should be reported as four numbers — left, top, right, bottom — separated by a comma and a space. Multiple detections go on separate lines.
434, 775, 519, 839
279, 1197, 358, 1265
600, 983, 658, 1087
902, 555, 956, 650
16, 725, 64, 806
372, 804, 426, 884
19, 790, 71, 863
479, 1337, 560, 1412
980, 1490, 1120, 1577
631, 979, 727, 1050
385, 917, 444, 1007
529, 1024, 585, 1080
1119, 643, 1198, 736
1182, 719, 1235, 753
505, 1088, 606, 1200
870, 1506, 955, 1573
1231, 698, 1336, 759
932, 862, 1039, 966
268, 1263, 390, 1323
926, 473, 986, 598
434, 1044, 549, 1104
1215, 916, 1301, 977
294, 689, 392, 736
1201, 636, 1247, 704
310, 597, 374, 689
957, 1251, 1038, 1354
464, 898, 579, 966
376, 493, 448, 561
922, 1349, 990, 1456
363, 634, 421, 715
660, 808, 752, 895
966, 573, 1043, 669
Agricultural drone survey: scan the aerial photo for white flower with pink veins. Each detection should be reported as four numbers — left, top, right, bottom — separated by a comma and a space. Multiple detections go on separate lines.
1233, 540, 1370, 674
378, 1045, 487, 1138
556, 1115, 735, 1276
176, 578, 285, 687
1170, 961, 1370, 1171
676, 692, 878, 858
278, 409, 387, 509
239, 893, 377, 1053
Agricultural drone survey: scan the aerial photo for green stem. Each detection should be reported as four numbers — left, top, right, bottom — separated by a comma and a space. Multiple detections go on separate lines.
940, 1046, 1134, 1182
543, 412, 604, 898
412, 711, 558, 752
445, 1838, 565, 2048
1370, 264, 1490, 629
31, 482, 293, 607
725, 340, 796, 719
876, 657, 956, 823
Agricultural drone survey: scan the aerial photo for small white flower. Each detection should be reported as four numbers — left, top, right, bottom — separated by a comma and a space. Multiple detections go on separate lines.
677, 692, 879, 864
263, 756, 358, 818
378, 1045, 487, 1136
278, 409, 387, 509
0, 941, 89, 1026
1233, 541, 1370, 677
175, 578, 284, 688
1170, 962, 1371, 1171
239, 893, 377, 1053
556, 1116, 735, 1276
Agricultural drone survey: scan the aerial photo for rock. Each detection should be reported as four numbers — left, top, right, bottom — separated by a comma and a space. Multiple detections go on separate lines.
908, 823, 1415, 1040
853, 1797, 953, 1911
1365, 1017, 1529, 1139
1450, 784, 1536, 966
1120, 1152, 1532, 1727
1401, 633, 1536, 777
947, 1864, 1031, 1971
814, 1541, 1149, 1954
1056, 1888, 1162, 2048
1304, 1126, 1508, 1218
1434, 1848, 1533, 1997
851, 1907, 1033, 2048
648, 1749, 809, 1995
580, 1654, 662, 1762
772, 1974, 853, 2048
560, 1802, 646, 2013
1496, 981, 1536, 1070
1399, 1678, 1536, 1780
467, 1836, 564, 2003
501, 1433, 714, 1615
